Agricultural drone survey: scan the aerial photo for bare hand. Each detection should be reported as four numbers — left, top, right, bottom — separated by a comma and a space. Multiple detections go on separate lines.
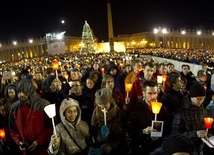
51, 135, 60, 150
28, 141, 38, 151
143, 126, 153, 135
197, 130, 208, 138
18, 141, 26, 151
125, 97, 130, 104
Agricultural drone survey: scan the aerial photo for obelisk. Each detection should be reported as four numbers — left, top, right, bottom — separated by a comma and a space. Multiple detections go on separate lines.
107, 0, 114, 52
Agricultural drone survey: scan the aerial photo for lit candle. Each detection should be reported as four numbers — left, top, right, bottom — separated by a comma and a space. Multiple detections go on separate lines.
125, 83, 132, 92
52, 59, 59, 70
162, 75, 167, 82
101, 68, 105, 74
151, 102, 162, 121
102, 108, 107, 125
204, 117, 213, 129
0, 129, 6, 139
157, 76, 163, 84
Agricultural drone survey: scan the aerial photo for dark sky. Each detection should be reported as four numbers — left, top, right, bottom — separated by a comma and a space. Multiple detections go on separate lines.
0, 0, 214, 42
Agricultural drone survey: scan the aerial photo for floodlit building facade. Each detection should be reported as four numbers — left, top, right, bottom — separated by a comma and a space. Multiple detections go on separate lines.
1, 28, 214, 62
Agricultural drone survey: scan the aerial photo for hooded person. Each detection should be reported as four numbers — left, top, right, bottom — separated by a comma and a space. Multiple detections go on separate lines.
106, 62, 125, 95
42, 75, 67, 124
48, 98, 92, 155
4, 83, 18, 105
9, 79, 53, 155
90, 88, 126, 155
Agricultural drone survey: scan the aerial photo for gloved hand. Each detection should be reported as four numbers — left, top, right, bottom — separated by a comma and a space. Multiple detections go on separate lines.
101, 125, 109, 140
51, 135, 60, 151
88, 148, 103, 155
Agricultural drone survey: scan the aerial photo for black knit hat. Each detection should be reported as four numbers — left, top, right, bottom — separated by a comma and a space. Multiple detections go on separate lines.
162, 133, 195, 155
189, 83, 206, 97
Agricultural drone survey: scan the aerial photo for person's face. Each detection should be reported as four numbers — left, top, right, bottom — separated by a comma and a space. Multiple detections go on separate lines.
93, 63, 99, 70
50, 79, 62, 92
86, 79, 95, 89
92, 74, 99, 82
125, 66, 132, 73
158, 65, 167, 74
65, 106, 78, 123
18, 91, 29, 102
70, 81, 82, 95
182, 66, 189, 74
143, 86, 158, 105
143, 66, 154, 80
97, 102, 111, 111
105, 78, 114, 90
133, 62, 142, 73
109, 68, 117, 75
8, 89, 16, 99
167, 65, 175, 74
0, 105, 7, 116
191, 96, 205, 107
70, 71, 79, 80
173, 77, 183, 90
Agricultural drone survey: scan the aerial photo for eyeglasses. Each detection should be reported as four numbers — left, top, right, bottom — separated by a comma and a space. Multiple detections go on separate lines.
71, 84, 81, 88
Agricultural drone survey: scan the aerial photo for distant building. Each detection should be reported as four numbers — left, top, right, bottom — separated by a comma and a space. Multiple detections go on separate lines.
1, 28, 214, 62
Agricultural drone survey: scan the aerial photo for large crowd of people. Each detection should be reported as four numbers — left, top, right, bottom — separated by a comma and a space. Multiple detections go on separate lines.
0, 49, 214, 155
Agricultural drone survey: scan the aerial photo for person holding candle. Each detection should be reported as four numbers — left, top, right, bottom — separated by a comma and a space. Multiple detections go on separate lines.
101, 75, 125, 112
124, 59, 142, 85
42, 75, 67, 124
128, 62, 155, 111
106, 62, 125, 95
0, 98, 21, 155
48, 98, 92, 155
90, 88, 126, 155
171, 83, 212, 155
126, 80, 169, 155
9, 79, 53, 155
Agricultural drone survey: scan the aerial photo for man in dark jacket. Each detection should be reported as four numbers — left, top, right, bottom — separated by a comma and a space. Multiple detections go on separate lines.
9, 79, 53, 155
159, 74, 184, 125
171, 83, 211, 155
126, 80, 169, 155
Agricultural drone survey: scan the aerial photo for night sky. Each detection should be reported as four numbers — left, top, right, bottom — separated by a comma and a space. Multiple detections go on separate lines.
0, 0, 214, 42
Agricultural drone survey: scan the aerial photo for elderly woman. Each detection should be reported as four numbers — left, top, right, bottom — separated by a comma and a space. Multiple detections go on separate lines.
48, 98, 92, 155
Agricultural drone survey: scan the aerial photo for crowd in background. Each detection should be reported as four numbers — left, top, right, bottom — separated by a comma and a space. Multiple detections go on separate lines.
0, 48, 214, 155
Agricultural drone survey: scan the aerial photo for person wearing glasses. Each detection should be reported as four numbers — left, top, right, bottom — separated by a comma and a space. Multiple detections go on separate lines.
68, 80, 94, 127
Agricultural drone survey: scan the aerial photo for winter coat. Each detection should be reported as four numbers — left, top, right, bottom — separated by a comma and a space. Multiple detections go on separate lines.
126, 99, 169, 155
48, 98, 91, 155
9, 79, 53, 155
91, 98, 126, 155
171, 95, 211, 155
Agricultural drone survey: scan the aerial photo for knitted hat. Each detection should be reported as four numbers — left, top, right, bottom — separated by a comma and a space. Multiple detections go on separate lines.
95, 88, 112, 105
162, 133, 195, 155
189, 83, 206, 97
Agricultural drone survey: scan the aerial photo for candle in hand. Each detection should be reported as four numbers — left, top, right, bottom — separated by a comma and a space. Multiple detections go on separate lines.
204, 117, 213, 129
102, 108, 107, 125
0, 129, 6, 139
125, 83, 132, 92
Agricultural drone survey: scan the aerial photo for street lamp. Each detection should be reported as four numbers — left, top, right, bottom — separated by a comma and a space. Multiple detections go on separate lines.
153, 27, 168, 48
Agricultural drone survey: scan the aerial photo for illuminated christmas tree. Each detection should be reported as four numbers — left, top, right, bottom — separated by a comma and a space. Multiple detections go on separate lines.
80, 21, 96, 53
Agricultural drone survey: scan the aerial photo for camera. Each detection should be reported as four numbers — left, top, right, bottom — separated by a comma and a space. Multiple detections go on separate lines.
20, 140, 32, 149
